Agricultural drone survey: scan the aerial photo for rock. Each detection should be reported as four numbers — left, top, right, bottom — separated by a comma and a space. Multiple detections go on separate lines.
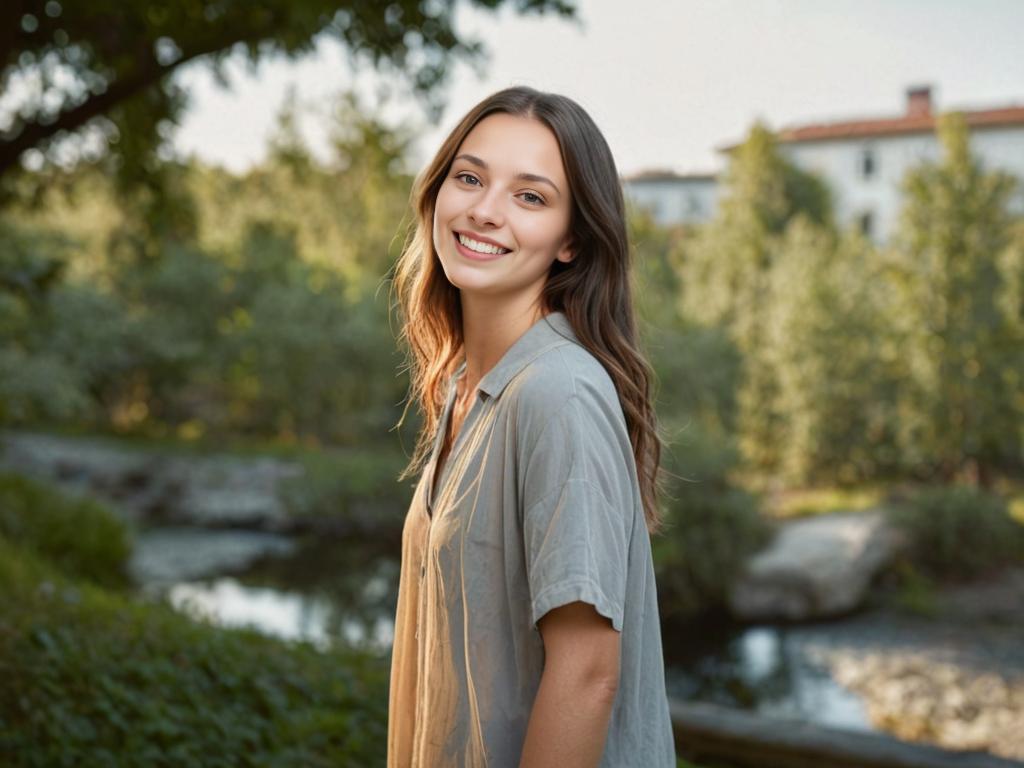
159, 455, 304, 530
729, 511, 906, 621
810, 645, 1024, 760
0, 431, 160, 522
0, 430, 303, 531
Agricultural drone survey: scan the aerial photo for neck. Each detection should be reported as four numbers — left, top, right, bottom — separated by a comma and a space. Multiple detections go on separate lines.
458, 292, 547, 398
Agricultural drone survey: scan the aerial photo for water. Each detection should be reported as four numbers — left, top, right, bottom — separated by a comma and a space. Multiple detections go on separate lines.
167, 575, 396, 651
137, 527, 400, 653
138, 526, 874, 733
662, 623, 872, 731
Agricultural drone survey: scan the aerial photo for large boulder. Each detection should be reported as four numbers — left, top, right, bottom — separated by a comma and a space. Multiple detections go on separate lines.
729, 511, 906, 621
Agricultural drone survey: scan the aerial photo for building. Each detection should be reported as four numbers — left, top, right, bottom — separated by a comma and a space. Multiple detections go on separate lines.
620, 169, 718, 229
622, 86, 1024, 243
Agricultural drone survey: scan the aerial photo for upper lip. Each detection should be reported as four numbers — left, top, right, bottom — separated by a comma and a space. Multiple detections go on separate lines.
455, 230, 512, 251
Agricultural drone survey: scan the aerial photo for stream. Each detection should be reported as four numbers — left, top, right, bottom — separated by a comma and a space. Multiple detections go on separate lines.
132, 525, 880, 731
8, 429, 1019, 759
130, 525, 1024, 760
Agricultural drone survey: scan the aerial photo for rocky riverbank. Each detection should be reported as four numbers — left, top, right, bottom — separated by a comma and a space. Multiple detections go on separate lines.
793, 568, 1024, 761
0, 429, 406, 536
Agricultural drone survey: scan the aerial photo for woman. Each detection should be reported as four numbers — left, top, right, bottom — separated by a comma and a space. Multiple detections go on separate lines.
388, 86, 676, 767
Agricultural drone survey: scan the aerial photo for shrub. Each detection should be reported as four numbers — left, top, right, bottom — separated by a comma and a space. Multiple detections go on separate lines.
887, 484, 1024, 580
0, 541, 389, 767
652, 424, 773, 620
0, 475, 389, 767
280, 447, 412, 533
0, 471, 132, 589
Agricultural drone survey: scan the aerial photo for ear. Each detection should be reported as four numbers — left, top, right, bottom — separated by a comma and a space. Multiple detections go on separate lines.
556, 236, 575, 264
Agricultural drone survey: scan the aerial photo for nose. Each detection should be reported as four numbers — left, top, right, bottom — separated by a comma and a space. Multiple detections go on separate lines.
467, 187, 504, 228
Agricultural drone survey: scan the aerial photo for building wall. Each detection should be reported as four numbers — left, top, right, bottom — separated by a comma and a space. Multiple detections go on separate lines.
622, 177, 719, 228
620, 126, 1024, 242
781, 126, 1024, 242
974, 128, 1024, 216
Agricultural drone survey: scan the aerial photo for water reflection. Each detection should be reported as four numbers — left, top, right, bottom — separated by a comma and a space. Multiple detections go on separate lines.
145, 530, 401, 654
167, 577, 395, 652
664, 621, 871, 730
144, 528, 874, 733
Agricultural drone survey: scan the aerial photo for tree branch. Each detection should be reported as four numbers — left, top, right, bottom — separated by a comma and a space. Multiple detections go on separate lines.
0, 28, 277, 177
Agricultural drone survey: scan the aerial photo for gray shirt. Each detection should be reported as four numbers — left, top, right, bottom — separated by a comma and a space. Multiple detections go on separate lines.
387, 310, 676, 767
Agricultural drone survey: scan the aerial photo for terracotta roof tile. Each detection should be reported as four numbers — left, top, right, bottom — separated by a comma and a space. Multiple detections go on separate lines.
719, 103, 1024, 152
777, 105, 1024, 143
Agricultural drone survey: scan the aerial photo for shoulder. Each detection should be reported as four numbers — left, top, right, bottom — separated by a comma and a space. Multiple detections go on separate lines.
512, 342, 638, 523
507, 341, 624, 445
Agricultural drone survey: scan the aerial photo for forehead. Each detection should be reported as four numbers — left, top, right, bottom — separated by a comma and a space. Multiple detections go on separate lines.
456, 113, 567, 184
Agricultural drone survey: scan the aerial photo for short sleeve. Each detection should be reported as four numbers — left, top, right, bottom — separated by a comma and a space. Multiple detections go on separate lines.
519, 391, 631, 634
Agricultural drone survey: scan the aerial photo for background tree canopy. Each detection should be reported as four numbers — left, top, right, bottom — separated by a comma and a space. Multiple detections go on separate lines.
0, 0, 576, 204
675, 116, 1024, 488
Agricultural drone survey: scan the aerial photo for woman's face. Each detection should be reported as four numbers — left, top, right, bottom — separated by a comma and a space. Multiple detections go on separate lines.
432, 113, 574, 301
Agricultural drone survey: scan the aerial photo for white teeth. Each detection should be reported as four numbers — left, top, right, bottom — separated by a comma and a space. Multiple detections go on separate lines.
458, 233, 509, 255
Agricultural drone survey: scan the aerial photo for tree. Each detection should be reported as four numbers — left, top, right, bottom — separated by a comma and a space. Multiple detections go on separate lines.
681, 122, 833, 337
187, 88, 416, 288
766, 218, 904, 485
888, 112, 1024, 483
0, 0, 576, 197
0, 93, 423, 441
625, 213, 771, 622
679, 122, 833, 480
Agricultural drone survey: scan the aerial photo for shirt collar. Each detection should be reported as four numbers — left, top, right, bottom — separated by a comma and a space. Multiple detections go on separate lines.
453, 311, 579, 401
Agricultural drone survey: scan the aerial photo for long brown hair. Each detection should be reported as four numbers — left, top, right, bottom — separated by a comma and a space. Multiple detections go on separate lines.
391, 86, 667, 535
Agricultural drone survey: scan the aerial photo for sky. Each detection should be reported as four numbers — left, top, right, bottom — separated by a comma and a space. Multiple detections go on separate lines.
171, 0, 1024, 178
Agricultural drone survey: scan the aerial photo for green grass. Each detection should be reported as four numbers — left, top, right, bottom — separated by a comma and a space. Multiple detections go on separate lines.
765, 483, 887, 520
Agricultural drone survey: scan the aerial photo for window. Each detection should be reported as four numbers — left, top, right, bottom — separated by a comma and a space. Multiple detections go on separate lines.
858, 210, 874, 239
860, 147, 876, 179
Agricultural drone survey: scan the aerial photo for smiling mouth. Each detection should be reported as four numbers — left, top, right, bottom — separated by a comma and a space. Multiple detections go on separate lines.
453, 231, 511, 258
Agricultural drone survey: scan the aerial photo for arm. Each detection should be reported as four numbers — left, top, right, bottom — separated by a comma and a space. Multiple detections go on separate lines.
518, 600, 621, 768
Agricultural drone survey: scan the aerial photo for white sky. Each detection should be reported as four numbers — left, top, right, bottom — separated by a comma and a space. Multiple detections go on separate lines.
171, 0, 1024, 178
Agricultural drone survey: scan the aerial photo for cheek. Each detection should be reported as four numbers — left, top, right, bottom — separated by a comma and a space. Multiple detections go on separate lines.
432, 190, 456, 239
516, 213, 568, 249
435, 181, 462, 218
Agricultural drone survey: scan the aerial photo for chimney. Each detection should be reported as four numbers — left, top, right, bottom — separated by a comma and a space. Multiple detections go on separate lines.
906, 85, 932, 118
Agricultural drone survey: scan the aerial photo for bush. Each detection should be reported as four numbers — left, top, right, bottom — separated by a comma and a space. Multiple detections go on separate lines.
0, 471, 132, 589
652, 425, 773, 620
887, 484, 1024, 580
0, 475, 389, 767
280, 447, 413, 533
0, 541, 389, 767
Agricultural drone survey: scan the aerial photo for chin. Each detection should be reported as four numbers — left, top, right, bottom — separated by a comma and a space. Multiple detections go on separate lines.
445, 271, 499, 294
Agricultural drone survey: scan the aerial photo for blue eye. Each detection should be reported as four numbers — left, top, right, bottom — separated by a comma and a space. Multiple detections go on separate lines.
521, 192, 545, 206
455, 172, 481, 186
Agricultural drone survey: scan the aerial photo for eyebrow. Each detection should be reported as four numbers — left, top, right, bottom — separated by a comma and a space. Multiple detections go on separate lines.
453, 153, 562, 199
